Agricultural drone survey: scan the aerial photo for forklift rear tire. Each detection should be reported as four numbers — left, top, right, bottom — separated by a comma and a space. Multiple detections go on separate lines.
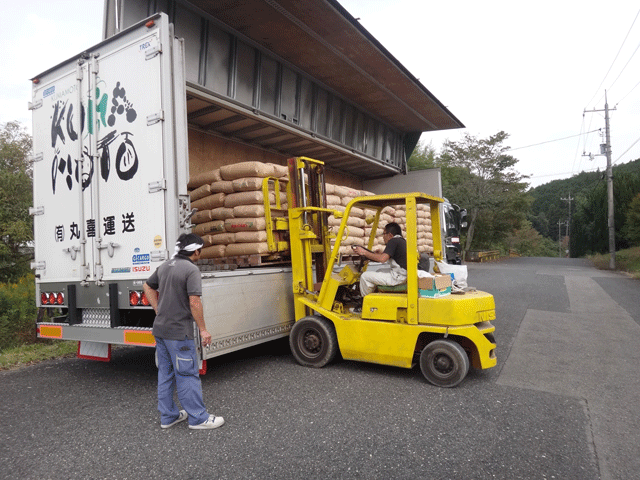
419, 339, 469, 388
290, 316, 338, 368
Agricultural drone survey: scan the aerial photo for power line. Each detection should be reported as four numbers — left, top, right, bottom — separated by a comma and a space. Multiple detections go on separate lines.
612, 134, 640, 165
586, 7, 640, 107
571, 117, 584, 175
614, 77, 640, 107
606, 39, 640, 93
529, 166, 602, 180
506, 129, 600, 152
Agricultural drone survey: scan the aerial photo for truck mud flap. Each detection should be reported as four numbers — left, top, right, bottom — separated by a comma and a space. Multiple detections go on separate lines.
77, 341, 111, 362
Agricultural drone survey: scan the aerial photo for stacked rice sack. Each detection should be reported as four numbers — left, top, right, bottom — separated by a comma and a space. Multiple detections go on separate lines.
325, 186, 434, 256
326, 184, 363, 255
188, 161, 434, 260
188, 162, 288, 259
388, 203, 434, 254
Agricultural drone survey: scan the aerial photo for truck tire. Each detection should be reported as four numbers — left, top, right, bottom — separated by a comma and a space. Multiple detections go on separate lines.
419, 339, 469, 387
289, 316, 338, 368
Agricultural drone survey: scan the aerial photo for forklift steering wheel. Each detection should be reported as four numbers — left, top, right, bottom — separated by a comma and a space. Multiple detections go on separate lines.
353, 245, 369, 273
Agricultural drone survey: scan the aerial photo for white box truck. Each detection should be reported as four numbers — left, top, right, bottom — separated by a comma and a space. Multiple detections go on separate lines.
31, 14, 296, 368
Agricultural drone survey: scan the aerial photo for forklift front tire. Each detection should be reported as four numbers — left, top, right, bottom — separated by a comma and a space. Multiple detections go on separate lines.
419, 339, 469, 388
290, 316, 338, 368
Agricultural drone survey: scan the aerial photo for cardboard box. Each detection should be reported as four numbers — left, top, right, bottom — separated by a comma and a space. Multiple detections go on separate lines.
418, 274, 452, 298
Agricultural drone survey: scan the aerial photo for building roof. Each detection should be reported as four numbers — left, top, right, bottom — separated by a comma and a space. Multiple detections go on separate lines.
188, 0, 463, 134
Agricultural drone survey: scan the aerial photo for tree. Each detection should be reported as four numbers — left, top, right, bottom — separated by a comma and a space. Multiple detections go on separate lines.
0, 121, 33, 282
439, 131, 529, 257
407, 142, 437, 170
569, 167, 640, 256
504, 220, 557, 257
622, 193, 640, 246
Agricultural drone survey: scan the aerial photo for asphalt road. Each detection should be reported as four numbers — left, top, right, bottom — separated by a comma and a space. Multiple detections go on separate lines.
1, 257, 639, 480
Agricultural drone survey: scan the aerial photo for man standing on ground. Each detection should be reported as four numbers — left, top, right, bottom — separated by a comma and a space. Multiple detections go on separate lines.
143, 233, 224, 430
353, 222, 407, 298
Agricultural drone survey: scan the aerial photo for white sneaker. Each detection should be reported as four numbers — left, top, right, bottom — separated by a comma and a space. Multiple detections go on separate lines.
161, 410, 187, 429
189, 414, 225, 430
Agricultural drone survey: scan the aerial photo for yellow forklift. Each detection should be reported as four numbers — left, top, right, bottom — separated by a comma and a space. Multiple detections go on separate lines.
281, 157, 496, 387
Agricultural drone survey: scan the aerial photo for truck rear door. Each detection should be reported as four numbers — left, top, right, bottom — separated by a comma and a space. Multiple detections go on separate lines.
31, 13, 188, 287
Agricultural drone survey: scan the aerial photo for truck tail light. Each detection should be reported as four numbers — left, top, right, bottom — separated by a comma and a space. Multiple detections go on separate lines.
40, 291, 65, 305
140, 292, 150, 306
130, 291, 141, 306
129, 291, 150, 306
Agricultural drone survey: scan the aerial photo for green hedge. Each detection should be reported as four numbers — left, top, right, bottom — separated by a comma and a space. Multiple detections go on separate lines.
0, 274, 38, 352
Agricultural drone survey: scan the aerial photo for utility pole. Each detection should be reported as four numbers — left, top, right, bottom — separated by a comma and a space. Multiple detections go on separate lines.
561, 194, 573, 257
584, 91, 616, 269
557, 219, 565, 258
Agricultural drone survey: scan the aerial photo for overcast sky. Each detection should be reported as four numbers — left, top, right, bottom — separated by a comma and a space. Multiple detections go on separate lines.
2, 0, 639, 188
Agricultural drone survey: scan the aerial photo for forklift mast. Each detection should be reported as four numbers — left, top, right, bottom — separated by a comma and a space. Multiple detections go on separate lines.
287, 157, 334, 317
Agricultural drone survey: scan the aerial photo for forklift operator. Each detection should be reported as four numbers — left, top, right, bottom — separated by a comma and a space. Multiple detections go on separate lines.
352, 222, 407, 297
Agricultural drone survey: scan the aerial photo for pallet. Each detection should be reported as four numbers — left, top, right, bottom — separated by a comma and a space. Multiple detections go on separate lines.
197, 253, 291, 271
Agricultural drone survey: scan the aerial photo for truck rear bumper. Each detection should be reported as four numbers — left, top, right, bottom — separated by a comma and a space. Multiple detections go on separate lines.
37, 323, 156, 347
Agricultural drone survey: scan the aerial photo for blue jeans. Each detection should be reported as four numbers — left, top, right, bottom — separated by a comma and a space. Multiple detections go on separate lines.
155, 336, 210, 426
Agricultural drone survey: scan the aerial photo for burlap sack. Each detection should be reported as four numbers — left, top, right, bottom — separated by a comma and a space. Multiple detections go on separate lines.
235, 231, 268, 243
189, 183, 212, 202
232, 177, 265, 192
200, 245, 226, 259
347, 206, 365, 218
225, 242, 272, 256
210, 207, 235, 220
188, 168, 222, 189
333, 185, 358, 198
364, 227, 384, 237
418, 245, 433, 254
233, 205, 265, 217
192, 193, 225, 211
220, 161, 275, 181
268, 163, 289, 178
224, 217, 267, 232
193, 220, 225, 236
328, 216, 365, 228
224, 191, 286, 208
206, 233, 236, 245
210, 180, 235, 194
326, 194, 342, 205
191, 210, 213, 224
340, 196, 356, 207
338, 236, 365, 246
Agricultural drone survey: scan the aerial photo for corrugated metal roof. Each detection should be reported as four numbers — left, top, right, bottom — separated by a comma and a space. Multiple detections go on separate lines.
187, 0, 463, 134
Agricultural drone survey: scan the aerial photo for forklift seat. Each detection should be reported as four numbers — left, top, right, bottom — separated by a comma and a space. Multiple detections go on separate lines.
375, 284, 407, 293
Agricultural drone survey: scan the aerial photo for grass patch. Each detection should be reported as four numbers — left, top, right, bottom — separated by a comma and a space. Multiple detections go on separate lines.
0, 340, 78, 370
588, 246, 640, 278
